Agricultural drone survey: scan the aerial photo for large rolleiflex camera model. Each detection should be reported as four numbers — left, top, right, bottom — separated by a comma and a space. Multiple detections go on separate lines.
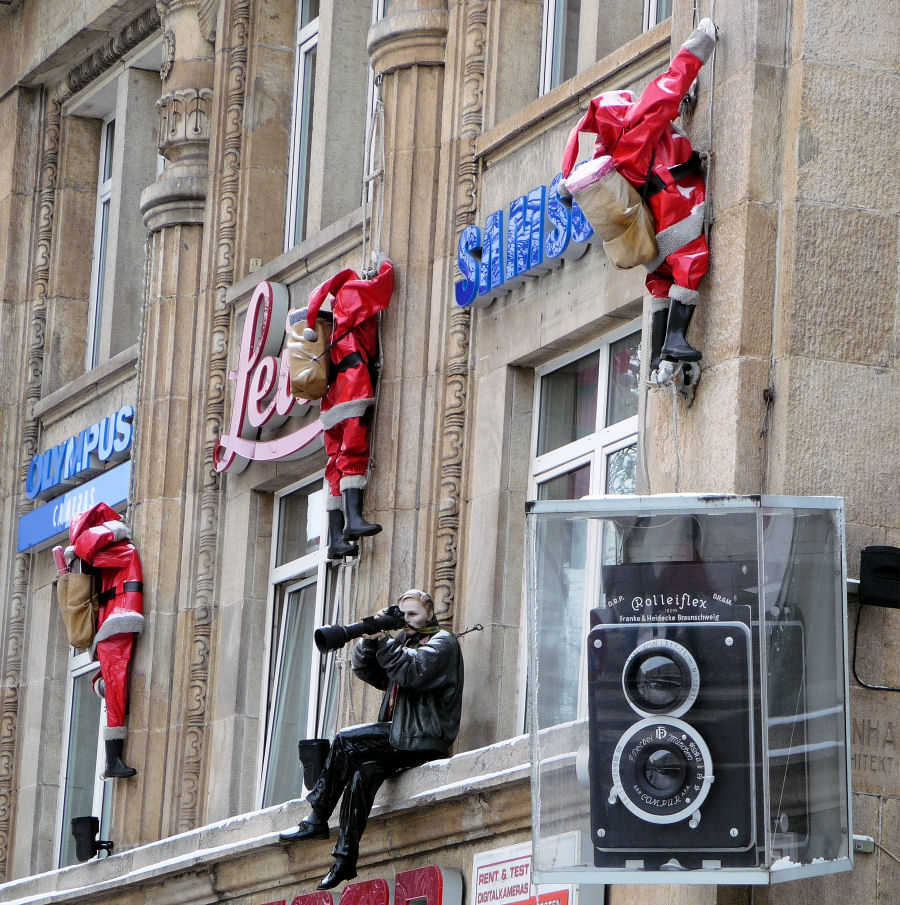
587, 561, 760, 870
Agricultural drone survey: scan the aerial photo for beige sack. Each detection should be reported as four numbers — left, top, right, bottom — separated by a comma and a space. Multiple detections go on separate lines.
287, 316, 332, 401
56, 572, 98, 650
569, 169, 658, 270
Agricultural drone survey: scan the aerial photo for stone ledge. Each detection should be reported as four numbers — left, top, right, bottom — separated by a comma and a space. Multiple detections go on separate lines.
32, 345, 139, 425
0, 734, 540, 905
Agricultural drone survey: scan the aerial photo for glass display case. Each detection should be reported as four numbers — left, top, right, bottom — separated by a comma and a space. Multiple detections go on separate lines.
526, 495, 852, 885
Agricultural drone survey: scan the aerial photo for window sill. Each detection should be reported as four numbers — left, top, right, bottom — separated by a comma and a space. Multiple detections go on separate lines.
33, 345, 140, 426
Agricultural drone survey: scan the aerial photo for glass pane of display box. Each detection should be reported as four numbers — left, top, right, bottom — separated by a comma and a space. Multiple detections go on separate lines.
525, 494, 852, 886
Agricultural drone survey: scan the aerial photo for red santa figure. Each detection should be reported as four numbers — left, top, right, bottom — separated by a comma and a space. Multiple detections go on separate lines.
562, 18, 717, 372
303, 259, 394, 560
67, 502, 144, 779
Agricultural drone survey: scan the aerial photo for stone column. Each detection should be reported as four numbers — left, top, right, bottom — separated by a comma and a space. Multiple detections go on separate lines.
121, 0, 217, 845
358, 1, 451, 625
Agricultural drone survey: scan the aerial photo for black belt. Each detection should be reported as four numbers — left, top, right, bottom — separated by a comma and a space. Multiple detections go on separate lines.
98, 581, 144, 605
329, 351, 366, 382
641, 151, 704, 200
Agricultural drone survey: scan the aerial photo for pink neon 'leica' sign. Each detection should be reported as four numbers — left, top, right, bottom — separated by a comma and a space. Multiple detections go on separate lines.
214, 280, 324, 474
259, 866, 463, 905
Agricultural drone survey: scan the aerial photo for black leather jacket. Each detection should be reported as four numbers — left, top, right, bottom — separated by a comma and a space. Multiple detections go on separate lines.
351, 629, 463, 756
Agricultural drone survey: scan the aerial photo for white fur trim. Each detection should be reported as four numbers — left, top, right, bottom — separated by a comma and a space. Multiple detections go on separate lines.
683, 23, 716, 63
649, 297, 671, 314
90, 612, 145, 656
103, 726, 127, 740
102, 520, 132, 542
669, 285, 700, 305
325, 493, 343, 510
644, 204, 706, 273
319, 398, 375, 429
340, 475, 368, 491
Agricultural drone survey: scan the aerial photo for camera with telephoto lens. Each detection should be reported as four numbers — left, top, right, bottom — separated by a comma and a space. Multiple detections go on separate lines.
314, 603, 407, 653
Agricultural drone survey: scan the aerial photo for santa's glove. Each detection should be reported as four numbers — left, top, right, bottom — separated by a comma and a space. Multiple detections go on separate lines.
683, 18, 717, 63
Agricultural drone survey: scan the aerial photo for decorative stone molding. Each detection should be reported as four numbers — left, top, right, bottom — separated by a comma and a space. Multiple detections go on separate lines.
169, 0, 251, 834
0, 8, 160, 881
161, 29, 176, 79
156, 87, 213, 153
156, 0, 219, 41
431, 2, 486, 617
367, 4, 449, 76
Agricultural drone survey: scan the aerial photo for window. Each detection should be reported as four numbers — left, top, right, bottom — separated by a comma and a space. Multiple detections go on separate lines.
644, 0, 673, 31
56, 653, 111, 867
539, 0, 581, 94
526, 325, 641, 730
66, 44, 162, 370
259, 478, 340, 808
285, 0, 320, 248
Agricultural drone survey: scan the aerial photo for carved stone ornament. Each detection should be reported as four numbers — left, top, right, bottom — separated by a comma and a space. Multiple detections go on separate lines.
156, 87, 213, 152
161, 28, 175, 79
155, 0, 219, 43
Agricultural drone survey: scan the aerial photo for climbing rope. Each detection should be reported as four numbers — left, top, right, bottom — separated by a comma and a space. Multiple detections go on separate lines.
360, 74, 386, 277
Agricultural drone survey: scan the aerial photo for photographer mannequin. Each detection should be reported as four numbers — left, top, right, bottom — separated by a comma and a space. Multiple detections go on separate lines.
280, 589, 464, 889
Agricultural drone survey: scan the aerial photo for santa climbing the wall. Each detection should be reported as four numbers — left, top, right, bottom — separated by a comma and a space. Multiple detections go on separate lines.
302, 258, 394, 560
66, 502, 144, 779
561, 18, 718, 374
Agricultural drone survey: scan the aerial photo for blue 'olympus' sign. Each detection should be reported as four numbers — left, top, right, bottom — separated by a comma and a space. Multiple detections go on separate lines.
25, 404, 134, 501
454, 172, 595, 308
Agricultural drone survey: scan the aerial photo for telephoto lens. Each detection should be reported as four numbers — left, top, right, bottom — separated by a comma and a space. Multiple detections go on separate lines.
314, 604, 406, 653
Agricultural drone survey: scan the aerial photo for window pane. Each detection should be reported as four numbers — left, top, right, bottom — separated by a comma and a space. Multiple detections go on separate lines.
605, 443, 636, 495
652, 0, 673, 26
300, 0, 320, 28
537, 352, 599, 456
537, 463, 590, 501
263, 580, 318, 807
549, 0, 581, 89
101, 120, 115, 181
59, 671, 102, 867
277, 486, 323, 566
605, 331, 641, 426
291, 43, 317, 244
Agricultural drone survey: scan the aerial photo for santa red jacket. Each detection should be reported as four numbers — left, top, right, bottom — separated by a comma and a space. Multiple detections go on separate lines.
305, 259, 394, 430
68, 502, 143, 735
562, 23, 716, 300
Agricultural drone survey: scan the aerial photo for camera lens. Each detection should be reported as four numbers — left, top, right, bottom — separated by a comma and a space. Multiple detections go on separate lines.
640, 747, 687, 796
622, 640, 700, 717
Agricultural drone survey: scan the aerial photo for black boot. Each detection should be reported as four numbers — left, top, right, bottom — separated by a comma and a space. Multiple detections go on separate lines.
326, 508, 358, 560
342, 488, 382, 539
661, 300, 702, 362
298, 738, 330, 789
102, 738, 137, 779
649, 307, 669, 372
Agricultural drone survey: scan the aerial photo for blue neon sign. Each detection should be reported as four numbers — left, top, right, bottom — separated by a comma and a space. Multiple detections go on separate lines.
455, 172, 594, 308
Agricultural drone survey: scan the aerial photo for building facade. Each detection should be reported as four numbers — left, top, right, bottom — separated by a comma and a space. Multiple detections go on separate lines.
0, 0, 896, 903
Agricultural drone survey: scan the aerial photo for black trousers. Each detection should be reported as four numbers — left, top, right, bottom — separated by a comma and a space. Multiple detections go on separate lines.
307, 723, 432, 865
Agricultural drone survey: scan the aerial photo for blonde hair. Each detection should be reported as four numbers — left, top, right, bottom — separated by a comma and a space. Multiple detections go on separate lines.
398, 588, 434, 612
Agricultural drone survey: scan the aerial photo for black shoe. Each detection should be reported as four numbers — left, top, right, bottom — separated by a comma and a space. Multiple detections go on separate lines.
102, 739, 137, 779
318, 859, 357, 890
342, 488, 382, 539
279, 818, 329, 842
649, 307, 669, 372
326, 508, 359, 560
661, 300, 702, 363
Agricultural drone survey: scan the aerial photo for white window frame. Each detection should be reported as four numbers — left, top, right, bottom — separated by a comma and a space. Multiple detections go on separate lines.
86, 115, 115, 370
643, 0, 673, 31
284, 8, 320, 249
256, 475, 340, 809
539, 0, 581, 95
55, 650, 111, 867
520, 321, 642, 730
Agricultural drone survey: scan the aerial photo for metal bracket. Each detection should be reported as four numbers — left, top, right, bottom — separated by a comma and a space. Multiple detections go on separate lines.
853, 834, 875, 854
